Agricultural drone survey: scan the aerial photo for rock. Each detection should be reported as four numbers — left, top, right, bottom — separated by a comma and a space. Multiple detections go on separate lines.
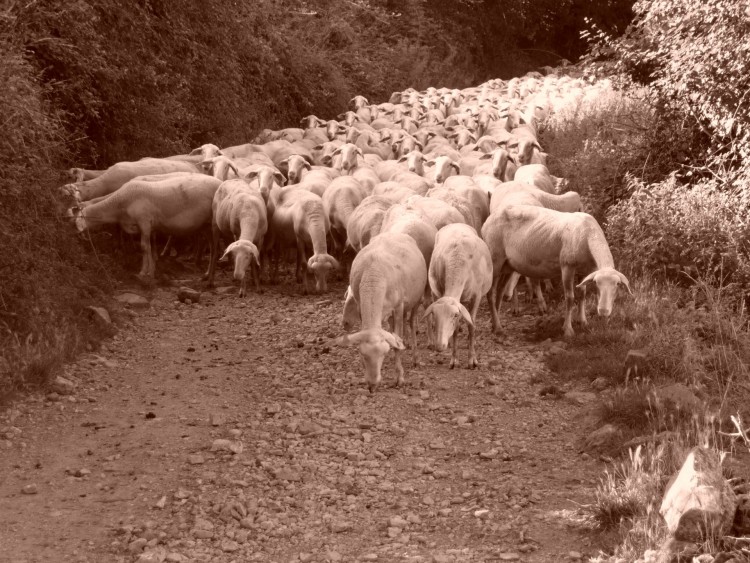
210, 412, 227, 426
136, 550, 167, 563
584, 424, 621, 452
568, 551, 582, 560
660, 446, 737, 542
389, 516, 408, 528
590, 377, 609, 391
177, 287, 201, 304
192, 529, 213, 539
155, 495, 167, 509
21, 484, 38, 495
188, 454, 205, 465
221, 539, 239, 552
51, 376, 76, 396
129, 537, 148, 553
274, 468, 301, 482
331, 520, 353, 533
479, 449, 498, 460
174, 488, 191, 500
564, 391, 597, 405
210, 439, 243, 454
165, 553, 184, 563
498, 554, 520, 561
362, 554, 378, 561
85, 306, 111, 325
474, 509, 489, 518
115, 292, 150, 309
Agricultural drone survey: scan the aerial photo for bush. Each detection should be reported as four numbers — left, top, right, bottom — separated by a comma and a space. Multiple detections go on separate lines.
606, 175, 750, 296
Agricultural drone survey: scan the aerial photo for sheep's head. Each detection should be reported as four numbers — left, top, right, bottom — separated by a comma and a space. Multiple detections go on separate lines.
429, 157, 460, 184
332, 328, 405, 392
421, 297, 473, 351
245, 166, 285, 194
189, 143, 222, 160
221, 241, 260, 297
339, 111, 358, 127
67, 168, 85, 183
333, 144, 363, 175
283, 155, 311, 184
350, 95, 369, 110
300, 115, 324, 130
577, 268, 632, 318
307, 254, 339, 293
60, 183, 80, 201
515, 139, 542, 166
342, 286, 360, 331
398, 150, 425, 176
325, 120, 346, 141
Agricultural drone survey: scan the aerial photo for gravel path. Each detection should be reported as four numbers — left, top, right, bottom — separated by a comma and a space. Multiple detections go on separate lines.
0, 276, 605, 563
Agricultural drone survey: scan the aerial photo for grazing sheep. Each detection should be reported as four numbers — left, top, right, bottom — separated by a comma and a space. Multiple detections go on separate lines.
207, 179, 268, 296
345, 195, 392, 252
513, 164, 562, 194
423, 224, 493, 368
61, 158, 200, 202
266, 187, 338, 293
71, 174, 222, 278
67, 167, 105, 183
481, 206, 631, 338
333, 232, 427, 391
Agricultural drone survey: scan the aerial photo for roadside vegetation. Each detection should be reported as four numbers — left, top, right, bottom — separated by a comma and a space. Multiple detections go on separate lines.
537, 0, 750, 559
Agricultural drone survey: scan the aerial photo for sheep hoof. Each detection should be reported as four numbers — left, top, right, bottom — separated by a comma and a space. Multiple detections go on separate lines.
367, 383, 376, 394
449, 359, 457, 369
468, 359, 478, 370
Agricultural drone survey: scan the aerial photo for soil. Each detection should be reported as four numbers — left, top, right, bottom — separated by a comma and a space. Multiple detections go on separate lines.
0, 269, 609, 563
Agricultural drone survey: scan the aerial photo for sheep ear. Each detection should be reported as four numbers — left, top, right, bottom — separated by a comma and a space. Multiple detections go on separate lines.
220, 242, 237, 262
381, 331, 405, 351
618, 273, 633, 295
333, 332, 366, 346
450, 162, 461, 174
321, 155, 333, 166
533, 141, 543, 151
397, 155, 408, 163
337, 113, 346, 120
356, 148, 364, 158
189, 147, 203, 156
424, 159, 435, 167
245, 170, 260, 181
479, 153, 492, 160
458, 303, 474, 327
313, 144, 324, 151
274, 172, 286, 186
332, 147, 343, 156
303, 160, 312, 170
576, 272, 597, 289
228, 161, 239, 177
420, 302, 435, 322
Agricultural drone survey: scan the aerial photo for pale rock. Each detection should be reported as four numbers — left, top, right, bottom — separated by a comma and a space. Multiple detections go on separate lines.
129, 538, 148, 552
51, 376, 76, 396
115, 292, 150, 309
177, 287, 201, 304
85, 306, 112, 325
650, 383, 701, 414
210, 439, 243, 454
389, 516, 408, 528
331, 520, 353, 533
498, 553, 520, 561
220, 539, 239, 552
136, 549, 167, 563
21, 484, 38, 494
188, 454, 205, 465
210, 412, 227, 426
155, 495, 167, 509
584, 424, 621, 452
564, 391, 597, 405
660, 446, 737, 541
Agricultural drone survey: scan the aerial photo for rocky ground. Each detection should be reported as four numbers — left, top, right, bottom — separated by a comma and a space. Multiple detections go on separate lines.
0, 272, 611, 563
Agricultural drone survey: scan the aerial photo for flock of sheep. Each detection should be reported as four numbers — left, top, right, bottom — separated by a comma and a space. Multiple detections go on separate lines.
63, 72, 631, 391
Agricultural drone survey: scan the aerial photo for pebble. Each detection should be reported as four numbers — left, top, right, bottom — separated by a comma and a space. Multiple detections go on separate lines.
128, 538, 148, 553
331, 520, 353, 533
21, 484, 38, 495
498, 553, 520, 561
155, 495, 167, 509
188, 454, 205, 465
210, 412, 227, 426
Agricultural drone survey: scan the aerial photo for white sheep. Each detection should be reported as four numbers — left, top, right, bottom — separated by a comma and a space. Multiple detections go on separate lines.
513, 164, 563, 194
322, 176, 367, 272
333, 232, 427, 391
422, 224, 492, 368
61, 158, 199, 202
424, 155, 461, 184
266, 186, 339, 294
71, 174, 222, 278
345, 195, 392, 252
481, 206, 631, 338
206, 179, 268, 297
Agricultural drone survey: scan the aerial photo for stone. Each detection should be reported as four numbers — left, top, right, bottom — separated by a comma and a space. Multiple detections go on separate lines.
564, 391, 597, 405
660, 446, 737, 542
584, 424, 621, 452
129, 538, 148, 553
188, 454, 205, 465
221, 539, 239, 552
136, 550, 167, 563
177, 287, 201, 304
21, 484, 38, 495
210, 439, 243, 454
274, 468, 301, 482
51, 376, 76, 396
498, 554, 520, 561
155, 495, 167, 509
590, 377, 609, 391
389, 516, 408, 528
210, 412, 227, 426
85, 306, 111, 325
115, 292, 150, 309
331, 520, 353, 533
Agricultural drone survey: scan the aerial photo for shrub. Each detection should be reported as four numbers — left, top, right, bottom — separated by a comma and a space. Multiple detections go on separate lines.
606, 175, 750, 296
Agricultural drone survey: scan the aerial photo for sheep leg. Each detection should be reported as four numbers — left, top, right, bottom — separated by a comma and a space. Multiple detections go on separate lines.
160, 236, 173, 258
533, 280, 547, 313
449, 329, 458, 369
205, 225, 220, 285
561, 267, 577, 338
139, 230, 153, 278
296, 237, 309, 295
488, 275, 501, 333
576, 284, 588, 327
467, 297, 480, 369
524, 276, 535, 303
393, 303, 406, 387
510, 286, 520, 315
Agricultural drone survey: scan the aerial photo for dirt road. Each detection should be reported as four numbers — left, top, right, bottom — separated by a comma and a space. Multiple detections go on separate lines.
0, 276, 604, 563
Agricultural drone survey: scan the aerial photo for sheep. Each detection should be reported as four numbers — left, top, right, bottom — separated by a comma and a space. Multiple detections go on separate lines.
372, 182, 417, 204
266, 187, 339, 294
424, 156, 461, 184
206, 179, 268, 297
351, 167, 380, 194
404, 195, 465, 231
332, 232, 427, 391
243, 165, 286, 199
70, 174, 222, 278
322, 176, 367, 272
280, 154, 311, 184
513, 164, 563, 194
425, 187, 475, 229
475, 148, 517, 182
397, 150, 426, 176
295, 169, 337, 198
345, 195, 392, 252
442, 175, 490, 229
422, 223, 493, 368
67, 167, 105, 183
300, 115, 327, 130
328, 143, 363, 175
61, 158, 200, 202
481, 206, 631, 338
380, 204, 438, 268
199, 155, 243, 181
188, 143, 223, 161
